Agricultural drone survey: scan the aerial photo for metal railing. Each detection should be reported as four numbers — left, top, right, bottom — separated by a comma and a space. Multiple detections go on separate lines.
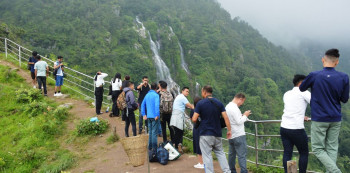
0, 37, 321, 172
183, 118, 320, 173
0, 37, 111, 106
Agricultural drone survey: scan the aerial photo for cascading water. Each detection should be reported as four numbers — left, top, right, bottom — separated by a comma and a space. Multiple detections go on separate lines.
148, 32, 180, 96
135, 17, 192, 129
169, 27, 191, 76
195, 82, 201, 96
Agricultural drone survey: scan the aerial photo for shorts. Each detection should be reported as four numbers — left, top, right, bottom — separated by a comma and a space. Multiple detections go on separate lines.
31, 72, 35, 80
55, 75, 64, 86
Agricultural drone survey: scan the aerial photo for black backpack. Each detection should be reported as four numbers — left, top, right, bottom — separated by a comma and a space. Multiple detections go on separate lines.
148, 148, 158, 162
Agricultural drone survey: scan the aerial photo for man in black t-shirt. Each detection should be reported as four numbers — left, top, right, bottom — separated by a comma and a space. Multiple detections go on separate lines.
136, 76, 150, 134
192, 85, 231, 173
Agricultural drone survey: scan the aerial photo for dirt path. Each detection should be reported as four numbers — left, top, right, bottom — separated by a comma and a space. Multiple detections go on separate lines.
1, 59, 236, 173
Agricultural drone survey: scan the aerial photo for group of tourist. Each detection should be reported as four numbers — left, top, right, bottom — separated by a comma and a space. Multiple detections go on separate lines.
28, 48, 348, 173
27, 51, 65, 97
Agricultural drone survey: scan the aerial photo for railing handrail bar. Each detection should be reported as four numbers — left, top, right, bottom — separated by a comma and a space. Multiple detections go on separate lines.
5, 38, 95, 80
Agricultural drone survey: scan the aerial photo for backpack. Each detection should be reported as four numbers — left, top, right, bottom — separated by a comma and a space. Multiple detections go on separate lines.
148, 148, 158, 162
53, 61, 59, 78
157, 143, 169, 165
159, 91, 174, 114
117, 90, 129, 110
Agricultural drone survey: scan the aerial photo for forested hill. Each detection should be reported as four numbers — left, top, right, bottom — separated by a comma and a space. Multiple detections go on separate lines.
0, 0, 307, 119
1, 0, 350, 171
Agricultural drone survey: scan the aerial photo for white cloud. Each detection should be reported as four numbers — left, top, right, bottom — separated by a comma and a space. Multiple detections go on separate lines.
217, 0, 350, 48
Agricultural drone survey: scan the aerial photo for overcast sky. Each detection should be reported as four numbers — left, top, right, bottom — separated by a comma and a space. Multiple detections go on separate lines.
217, 0, 350, 49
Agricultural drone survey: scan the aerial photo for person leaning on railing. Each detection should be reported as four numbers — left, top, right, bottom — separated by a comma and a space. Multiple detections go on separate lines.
299, 49, 349, 173
94, 71, 108, 115
280, 74, 311, 173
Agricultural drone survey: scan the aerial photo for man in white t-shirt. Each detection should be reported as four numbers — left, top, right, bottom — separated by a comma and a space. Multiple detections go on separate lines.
170, 87, 194, 153
280, 74, 311, 173
34, 55, 49, 96
226, 93, 251, 173
54, 56, 64, 96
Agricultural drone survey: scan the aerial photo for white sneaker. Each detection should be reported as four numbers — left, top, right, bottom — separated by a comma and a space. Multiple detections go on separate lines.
54, 93, 58, 97
194, 163, 204, 169
57, 93, 63, 96
33, 85, 36, 89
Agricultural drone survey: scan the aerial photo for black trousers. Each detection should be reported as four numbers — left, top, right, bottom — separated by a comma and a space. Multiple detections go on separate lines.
161, 113, 174, 143
111, 90, 122, 116
37, 76, 47, 94
95, 87, 104, 114
125, 108, 136, 137
172, 126, 184, 149
280, 127, 309, 173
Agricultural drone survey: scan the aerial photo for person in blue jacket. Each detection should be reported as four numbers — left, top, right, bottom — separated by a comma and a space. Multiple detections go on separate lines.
299, 48, 349, 173
141, 83, 160, 150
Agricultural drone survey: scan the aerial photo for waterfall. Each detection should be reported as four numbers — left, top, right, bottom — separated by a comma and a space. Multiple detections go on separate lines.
195, 82, 201, 96
148, 32, 180, 96
169, 27, 191, 76
135, 17, 192, 129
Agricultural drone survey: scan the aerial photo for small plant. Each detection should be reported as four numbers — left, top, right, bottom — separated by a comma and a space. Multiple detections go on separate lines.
76, 118, 109, 136
53, 106, 69, 120
0, 157, 5, 168
16, 88, 43, 103
25, 101, 48, 117
106, 133, 120, 144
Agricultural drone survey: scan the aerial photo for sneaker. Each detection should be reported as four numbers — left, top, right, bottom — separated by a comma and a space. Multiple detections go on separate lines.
57, 93, 63, 96
194, 163, 204, 169
54, 93, 58, 97
33, 85, 37, 89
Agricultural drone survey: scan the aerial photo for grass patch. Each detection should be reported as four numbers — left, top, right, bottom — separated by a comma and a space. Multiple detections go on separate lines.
106, 133, 120, 144
0, 63, 74, 172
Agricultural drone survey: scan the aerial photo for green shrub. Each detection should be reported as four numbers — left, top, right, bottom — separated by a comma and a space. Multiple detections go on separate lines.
53, 106, 69, 120
16, 88, 43, 103
76, 118, 109, 136
25, 101, 48, 117
0, 157, 5, 168
106, 133, 120, 144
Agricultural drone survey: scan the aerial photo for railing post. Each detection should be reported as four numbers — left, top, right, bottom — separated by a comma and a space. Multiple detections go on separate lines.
18, 46, 21, 67
254, 122, 259, 168
5, 38, 7, 58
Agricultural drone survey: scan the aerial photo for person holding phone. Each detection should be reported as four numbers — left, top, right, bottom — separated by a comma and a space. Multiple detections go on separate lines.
226, 93, 251, 173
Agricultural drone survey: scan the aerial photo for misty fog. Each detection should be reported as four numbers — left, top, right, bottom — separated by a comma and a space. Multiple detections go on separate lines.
217, 0, 350, 49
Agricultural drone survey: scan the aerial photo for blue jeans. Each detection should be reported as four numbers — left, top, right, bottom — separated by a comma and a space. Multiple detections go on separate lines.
148, 118, 159, 150
280, 127, 309, 173
228, 135, 248, 173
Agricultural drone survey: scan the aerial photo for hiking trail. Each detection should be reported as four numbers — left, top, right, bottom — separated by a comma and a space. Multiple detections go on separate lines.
0, 59, 234, 173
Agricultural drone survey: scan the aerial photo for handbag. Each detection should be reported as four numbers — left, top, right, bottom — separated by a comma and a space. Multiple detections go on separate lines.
208, 98, 226, 128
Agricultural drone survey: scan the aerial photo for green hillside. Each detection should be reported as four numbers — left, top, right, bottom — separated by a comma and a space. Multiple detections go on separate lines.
0, 0, 349, 172
0, 59, 74, 172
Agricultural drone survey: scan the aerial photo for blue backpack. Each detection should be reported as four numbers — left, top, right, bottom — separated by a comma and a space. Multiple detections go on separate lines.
157, 143, 169, 165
